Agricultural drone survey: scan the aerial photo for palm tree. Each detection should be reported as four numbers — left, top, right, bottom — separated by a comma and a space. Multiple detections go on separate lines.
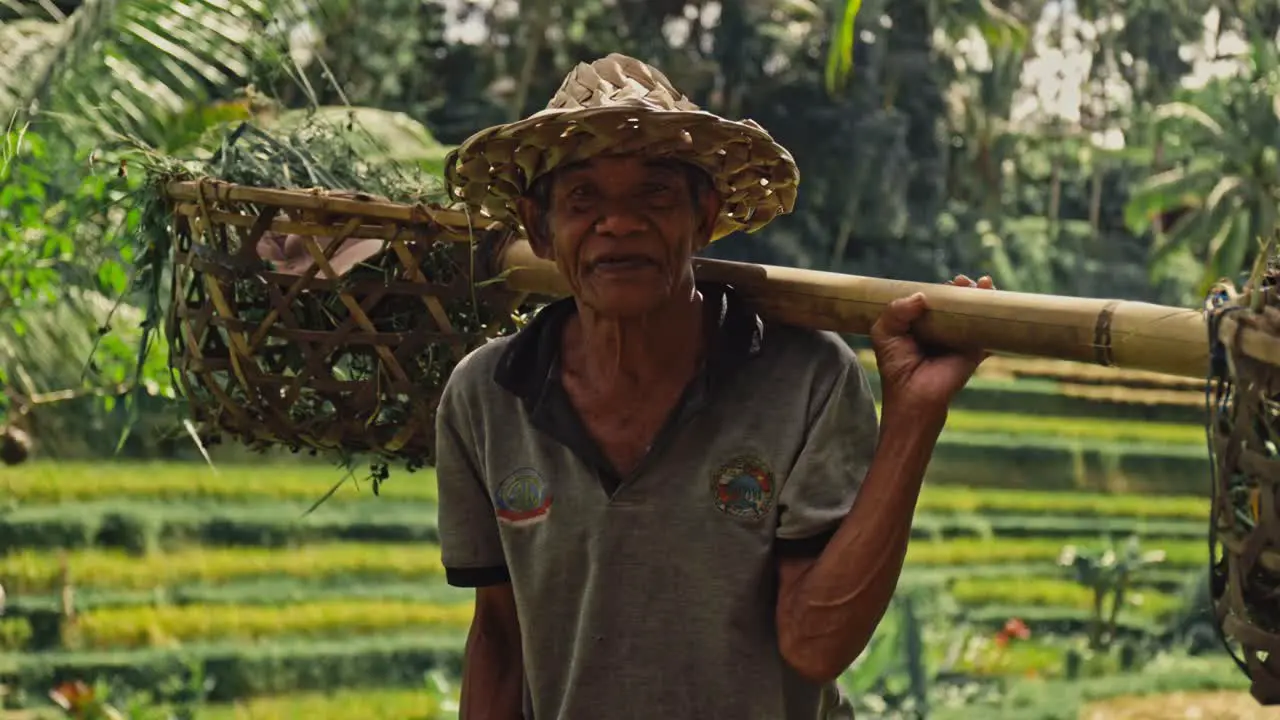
1, 0, 286, 149
824, 0, 1030, 96
1124, 39, 1280, 294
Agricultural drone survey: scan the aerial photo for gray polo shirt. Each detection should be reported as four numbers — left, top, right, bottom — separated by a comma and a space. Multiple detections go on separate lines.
435, 282, 879, 720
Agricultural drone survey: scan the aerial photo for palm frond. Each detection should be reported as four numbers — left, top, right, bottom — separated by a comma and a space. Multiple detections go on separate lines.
0, 286, 157, 399
0, 19, 64, 112
4, 0, 296, 149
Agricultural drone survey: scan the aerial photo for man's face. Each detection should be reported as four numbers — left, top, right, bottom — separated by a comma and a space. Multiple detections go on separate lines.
518, 155, 719, 318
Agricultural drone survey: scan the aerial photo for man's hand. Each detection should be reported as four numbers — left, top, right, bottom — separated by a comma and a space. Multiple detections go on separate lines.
870, 274, 995, 418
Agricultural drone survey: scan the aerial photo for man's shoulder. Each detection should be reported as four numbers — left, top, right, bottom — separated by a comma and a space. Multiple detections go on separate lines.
762, 324, 860, 375
441, 334, 517, 401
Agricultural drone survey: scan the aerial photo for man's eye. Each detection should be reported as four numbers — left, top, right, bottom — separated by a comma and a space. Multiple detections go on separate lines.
645, 185, 678, 205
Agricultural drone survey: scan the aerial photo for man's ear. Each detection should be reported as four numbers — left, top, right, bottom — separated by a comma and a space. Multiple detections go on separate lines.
515, 196, 554, 260
693, 186, 723, 252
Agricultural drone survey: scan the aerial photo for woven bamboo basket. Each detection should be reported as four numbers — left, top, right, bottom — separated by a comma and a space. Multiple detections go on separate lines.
1205, 277, 1280, 706
160, 179, 526, 466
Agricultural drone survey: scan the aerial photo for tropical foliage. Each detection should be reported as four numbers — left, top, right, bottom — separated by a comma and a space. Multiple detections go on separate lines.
2, 3, 1274, 716
3, 0, 1277, 454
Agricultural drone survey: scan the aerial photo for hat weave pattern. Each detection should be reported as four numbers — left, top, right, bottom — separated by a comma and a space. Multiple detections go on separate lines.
443, 53, 799, 241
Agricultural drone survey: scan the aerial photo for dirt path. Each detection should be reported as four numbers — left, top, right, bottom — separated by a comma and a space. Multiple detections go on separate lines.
1083, 691, 1280, 719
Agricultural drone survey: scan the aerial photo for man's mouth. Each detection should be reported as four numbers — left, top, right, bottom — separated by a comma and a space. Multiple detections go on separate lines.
587, 254, 660, 272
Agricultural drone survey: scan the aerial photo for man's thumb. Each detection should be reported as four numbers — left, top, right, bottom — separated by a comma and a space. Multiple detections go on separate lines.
876, 292, 928, 336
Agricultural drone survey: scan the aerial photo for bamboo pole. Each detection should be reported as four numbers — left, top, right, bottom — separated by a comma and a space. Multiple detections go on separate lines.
500, 240, 1225, 379
162, 181, 1280, 380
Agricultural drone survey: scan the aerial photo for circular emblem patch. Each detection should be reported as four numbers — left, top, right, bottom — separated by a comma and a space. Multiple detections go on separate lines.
494, 467, 553, 526
712, 455, 775, 520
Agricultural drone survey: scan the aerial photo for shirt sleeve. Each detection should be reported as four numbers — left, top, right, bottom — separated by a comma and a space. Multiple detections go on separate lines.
435, 379, 511, 588
773, 344, 879, 558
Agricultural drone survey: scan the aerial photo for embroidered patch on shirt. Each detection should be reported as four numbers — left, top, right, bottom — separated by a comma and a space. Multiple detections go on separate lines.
711, 455, 776, 521
494, 467, 553, 526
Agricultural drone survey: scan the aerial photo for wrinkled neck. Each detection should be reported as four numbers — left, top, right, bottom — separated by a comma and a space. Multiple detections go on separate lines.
565, 289, 705, 392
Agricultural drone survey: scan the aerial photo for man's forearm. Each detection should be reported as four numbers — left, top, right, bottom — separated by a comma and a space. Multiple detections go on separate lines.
779, 409, 946, 679
460, 619, 525, 719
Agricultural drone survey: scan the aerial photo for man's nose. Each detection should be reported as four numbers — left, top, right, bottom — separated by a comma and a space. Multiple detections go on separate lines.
592, 200, 649, 236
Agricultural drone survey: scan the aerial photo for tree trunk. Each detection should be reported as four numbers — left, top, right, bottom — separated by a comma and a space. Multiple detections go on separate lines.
510, 0, 555, 122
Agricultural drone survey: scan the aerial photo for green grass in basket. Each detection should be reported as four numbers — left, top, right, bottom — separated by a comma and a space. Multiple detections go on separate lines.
130, 113, 455, 330
139, 115, 449, 204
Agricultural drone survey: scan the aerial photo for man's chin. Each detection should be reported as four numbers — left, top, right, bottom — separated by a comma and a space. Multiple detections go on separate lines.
580, 285, 672, 319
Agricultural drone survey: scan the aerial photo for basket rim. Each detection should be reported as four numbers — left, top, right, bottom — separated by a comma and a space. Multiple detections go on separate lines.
161, 179, 508, 235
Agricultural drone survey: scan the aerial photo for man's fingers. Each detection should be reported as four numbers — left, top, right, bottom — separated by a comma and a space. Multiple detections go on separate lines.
876, 292, 929, 336
949, 274, 997, 290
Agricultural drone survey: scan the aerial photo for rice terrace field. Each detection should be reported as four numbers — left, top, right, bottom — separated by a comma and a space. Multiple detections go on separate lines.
0, 354, 1271, 718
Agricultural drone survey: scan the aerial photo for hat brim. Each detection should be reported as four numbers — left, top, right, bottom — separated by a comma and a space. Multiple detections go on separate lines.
443, 106, 799, 242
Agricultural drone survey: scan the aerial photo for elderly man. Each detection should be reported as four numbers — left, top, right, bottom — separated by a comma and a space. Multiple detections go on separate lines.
436, 54, 993, 719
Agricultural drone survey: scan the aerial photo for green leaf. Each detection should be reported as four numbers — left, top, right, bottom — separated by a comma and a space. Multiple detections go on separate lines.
1257, 195, 1278, 249
844, 598, 904, 695
1123, 163, 1218, 233
975, 0, 1029, 51
1215, 212, 1254, 284
823, 0, 864, 96
1202, 202, 1243, 270
1203, 175, 1248, 213
1152, 101, 1225, 137
4, 0, 279, 149
1149, 205, 1211, 267
96, 259, 128, 296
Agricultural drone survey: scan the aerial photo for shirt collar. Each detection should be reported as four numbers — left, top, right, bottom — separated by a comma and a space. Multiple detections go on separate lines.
492, 281, 765, 405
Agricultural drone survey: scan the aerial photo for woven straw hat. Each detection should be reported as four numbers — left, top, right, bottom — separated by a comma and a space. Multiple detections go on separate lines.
442, 53, 799, 242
